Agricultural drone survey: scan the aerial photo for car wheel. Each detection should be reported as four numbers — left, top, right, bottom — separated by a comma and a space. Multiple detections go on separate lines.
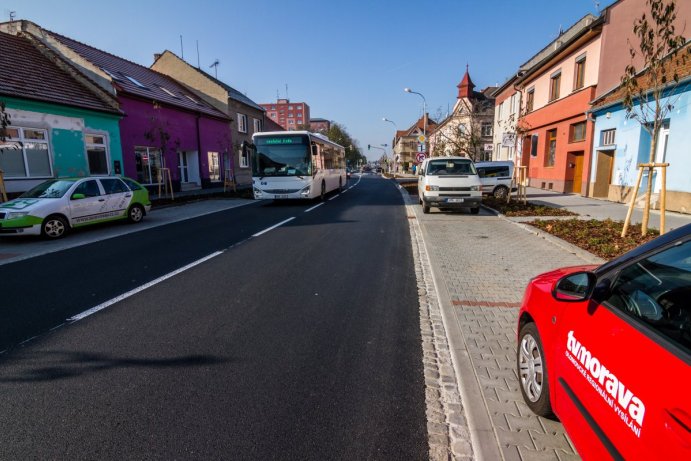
470, 207, 480, 214
493, 186, 509, 199
422, 204, 430, 214
42, 215, 68, 239
517, 323, 553, 417
128, 204, 145, 223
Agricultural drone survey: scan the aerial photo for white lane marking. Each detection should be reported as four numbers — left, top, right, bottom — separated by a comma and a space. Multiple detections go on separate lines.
251, 217, 295, 237
305, 203, 324, 213
328, 194, 339, 201
67, 251, 224, 322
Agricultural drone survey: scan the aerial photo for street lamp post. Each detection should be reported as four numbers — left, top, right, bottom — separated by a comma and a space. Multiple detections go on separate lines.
382, 118, 398, 174
404, 88, 427, 139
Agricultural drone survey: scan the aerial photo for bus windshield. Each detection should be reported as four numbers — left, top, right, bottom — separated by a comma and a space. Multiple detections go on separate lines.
253, 135, 312, 177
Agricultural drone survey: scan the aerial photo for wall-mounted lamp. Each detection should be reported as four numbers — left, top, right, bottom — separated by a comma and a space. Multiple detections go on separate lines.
606, 112, 611, 119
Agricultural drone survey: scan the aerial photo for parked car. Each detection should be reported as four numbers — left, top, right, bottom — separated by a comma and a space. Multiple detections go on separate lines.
517, 223, 691, 460
417, 156, 481, 214
475, 161, 515, 199
0, 176, 151, 239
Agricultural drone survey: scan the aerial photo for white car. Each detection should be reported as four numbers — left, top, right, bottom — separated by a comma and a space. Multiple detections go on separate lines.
0, 176, 152, 239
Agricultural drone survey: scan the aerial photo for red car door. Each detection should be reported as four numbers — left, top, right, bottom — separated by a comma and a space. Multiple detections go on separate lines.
553, 240, 691, 460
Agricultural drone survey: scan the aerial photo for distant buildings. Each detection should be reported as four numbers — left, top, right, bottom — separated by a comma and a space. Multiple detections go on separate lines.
309, 118, 331, 133
260, 99, 310, 130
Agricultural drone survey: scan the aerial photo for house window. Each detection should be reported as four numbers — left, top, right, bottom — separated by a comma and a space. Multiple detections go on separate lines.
239, 146, 250, 168
124, 75, 147, 88
549, 71, 561, 101
481, 122, 493, 137
85, 134, 110, 175
526, 88, 535, 112
530, 134, 539, 157
134, 147, 162, 184
237, 113, 248, 133
497, 102, 503, 119
569, 122, 586, 142
271, 112, 277, 118
546, 129, 557, 166
574, 54, 586, 90
158, 86, 180, 98
510, 93, 517, 115
288, 119, 295, 125
208, 152, 220, 182
601, 129, 616, 145
185, 94, 200, 104
253, 118, 262, 133
0, 127, 52, 178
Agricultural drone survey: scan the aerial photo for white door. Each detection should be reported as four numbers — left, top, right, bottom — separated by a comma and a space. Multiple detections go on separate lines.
179, 151, 200, 186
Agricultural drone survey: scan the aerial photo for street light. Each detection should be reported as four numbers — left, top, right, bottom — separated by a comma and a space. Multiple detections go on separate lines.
382, 117, 397, 128
404, 87, 427, 139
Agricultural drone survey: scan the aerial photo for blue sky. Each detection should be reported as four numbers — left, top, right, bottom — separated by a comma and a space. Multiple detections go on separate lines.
4, 0, 614, 160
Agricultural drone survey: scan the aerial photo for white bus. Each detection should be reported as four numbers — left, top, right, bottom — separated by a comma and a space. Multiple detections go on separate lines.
250, 131, 347, 200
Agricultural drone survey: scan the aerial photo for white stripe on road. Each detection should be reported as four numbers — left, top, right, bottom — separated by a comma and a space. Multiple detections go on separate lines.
251, 217, 295, 237
305, 203, 324, 213
67, 251, 224, 322
328, 194, 339, 201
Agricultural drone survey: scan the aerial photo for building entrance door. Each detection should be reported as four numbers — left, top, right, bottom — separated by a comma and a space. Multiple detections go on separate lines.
572, 152, 584, 194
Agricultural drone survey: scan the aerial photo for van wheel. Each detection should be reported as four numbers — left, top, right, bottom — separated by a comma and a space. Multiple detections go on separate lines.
517, 323, 553, 417
42, 215, 68, 239
471, 207, 480, 214
493, 186, 509, 199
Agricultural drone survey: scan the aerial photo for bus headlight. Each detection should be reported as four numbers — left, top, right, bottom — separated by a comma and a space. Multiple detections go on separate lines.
253, 188, 263, 199
300, 185, 311, 197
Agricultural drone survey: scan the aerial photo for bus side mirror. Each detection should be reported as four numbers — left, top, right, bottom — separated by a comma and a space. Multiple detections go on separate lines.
311, 144, 318, 156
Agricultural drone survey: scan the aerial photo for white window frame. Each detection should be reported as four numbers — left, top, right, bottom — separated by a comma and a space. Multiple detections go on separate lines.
239, 145, 250, 168
253, 118, 262, 133
0, 126, 53, 178
85, 133, 110, 175
237, 113, 248, 133
207, 151, 220, 182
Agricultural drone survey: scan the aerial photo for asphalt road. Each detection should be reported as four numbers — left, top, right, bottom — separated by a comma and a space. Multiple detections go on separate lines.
0, 175, 428, 459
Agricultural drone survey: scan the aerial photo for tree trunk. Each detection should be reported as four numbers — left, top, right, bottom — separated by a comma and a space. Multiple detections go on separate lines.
640, 133, 658, 236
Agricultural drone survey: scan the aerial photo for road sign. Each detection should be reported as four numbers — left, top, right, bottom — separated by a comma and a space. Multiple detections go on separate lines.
417, 135, 426, 143
416, 152, 426, 163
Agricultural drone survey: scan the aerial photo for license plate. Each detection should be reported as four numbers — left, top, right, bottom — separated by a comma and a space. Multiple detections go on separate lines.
447, 198, 464, 203
275, 194, 289, 199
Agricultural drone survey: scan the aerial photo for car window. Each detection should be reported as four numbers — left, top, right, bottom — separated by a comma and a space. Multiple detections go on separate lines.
426, 160, 476, 175
73, 180, 101, 198
121, 177, 143, 191
602, 240, 691, 354
100, 178, 129, 194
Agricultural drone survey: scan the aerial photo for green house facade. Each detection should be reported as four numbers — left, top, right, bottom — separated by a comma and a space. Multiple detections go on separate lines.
0, 30, 122, 196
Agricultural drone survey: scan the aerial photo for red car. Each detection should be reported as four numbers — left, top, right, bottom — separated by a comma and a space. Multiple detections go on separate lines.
517, 223, 691, 461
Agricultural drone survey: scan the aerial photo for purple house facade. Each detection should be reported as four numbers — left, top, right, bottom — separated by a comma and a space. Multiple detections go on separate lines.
11, 21, 232, 193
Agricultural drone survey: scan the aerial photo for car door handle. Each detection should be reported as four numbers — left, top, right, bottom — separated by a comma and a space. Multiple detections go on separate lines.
664, 408, 691, 448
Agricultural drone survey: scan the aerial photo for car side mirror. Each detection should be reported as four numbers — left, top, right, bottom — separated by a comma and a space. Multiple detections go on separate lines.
71, 193, 86, 200
553, 271, 597, 302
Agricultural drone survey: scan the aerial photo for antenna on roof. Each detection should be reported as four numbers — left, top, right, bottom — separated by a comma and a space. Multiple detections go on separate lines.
594, 1, 601, 13
209, 59, 220, 79
180, 35, 184, 60
7, 10, 16, 33
196, 40, 200, 69
285, 84, 289, 100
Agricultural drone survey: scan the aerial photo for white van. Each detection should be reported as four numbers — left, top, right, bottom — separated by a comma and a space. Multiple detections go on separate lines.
475, 161, 515, 199
417, 156, 482, 214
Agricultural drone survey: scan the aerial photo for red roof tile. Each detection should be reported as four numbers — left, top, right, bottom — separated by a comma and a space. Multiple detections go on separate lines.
47, 31, 229, 120
0, 31, 119, 114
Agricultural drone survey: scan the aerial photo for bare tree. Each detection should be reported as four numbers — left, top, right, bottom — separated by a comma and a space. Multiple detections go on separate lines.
0, 100, 10, 142
430, 98, 494, 162
621, 0, 688, 235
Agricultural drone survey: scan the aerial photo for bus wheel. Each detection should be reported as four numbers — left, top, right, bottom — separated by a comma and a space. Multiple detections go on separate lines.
339, 177, 343, 193
320, 181, 326, 201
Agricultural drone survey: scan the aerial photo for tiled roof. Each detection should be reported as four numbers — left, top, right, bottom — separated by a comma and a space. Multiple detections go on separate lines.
0, 31, 119, 114
48, 31, 229, 120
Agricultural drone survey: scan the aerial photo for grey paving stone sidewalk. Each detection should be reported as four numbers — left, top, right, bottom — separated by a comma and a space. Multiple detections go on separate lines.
411, 203, 601, 460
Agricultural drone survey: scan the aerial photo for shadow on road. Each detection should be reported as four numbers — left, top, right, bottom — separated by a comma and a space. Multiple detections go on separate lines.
0, 350, 230, 383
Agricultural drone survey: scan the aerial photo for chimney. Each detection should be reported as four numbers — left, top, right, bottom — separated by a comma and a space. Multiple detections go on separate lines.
154, 53, 162, 61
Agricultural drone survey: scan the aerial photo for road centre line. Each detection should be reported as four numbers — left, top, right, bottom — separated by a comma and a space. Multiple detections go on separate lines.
252, 217, 295, 237
305, 203, 324, 213
67, 250, 224, 322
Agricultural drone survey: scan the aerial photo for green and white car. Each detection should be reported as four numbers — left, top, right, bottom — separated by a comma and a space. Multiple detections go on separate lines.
0, 176, 152, 239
